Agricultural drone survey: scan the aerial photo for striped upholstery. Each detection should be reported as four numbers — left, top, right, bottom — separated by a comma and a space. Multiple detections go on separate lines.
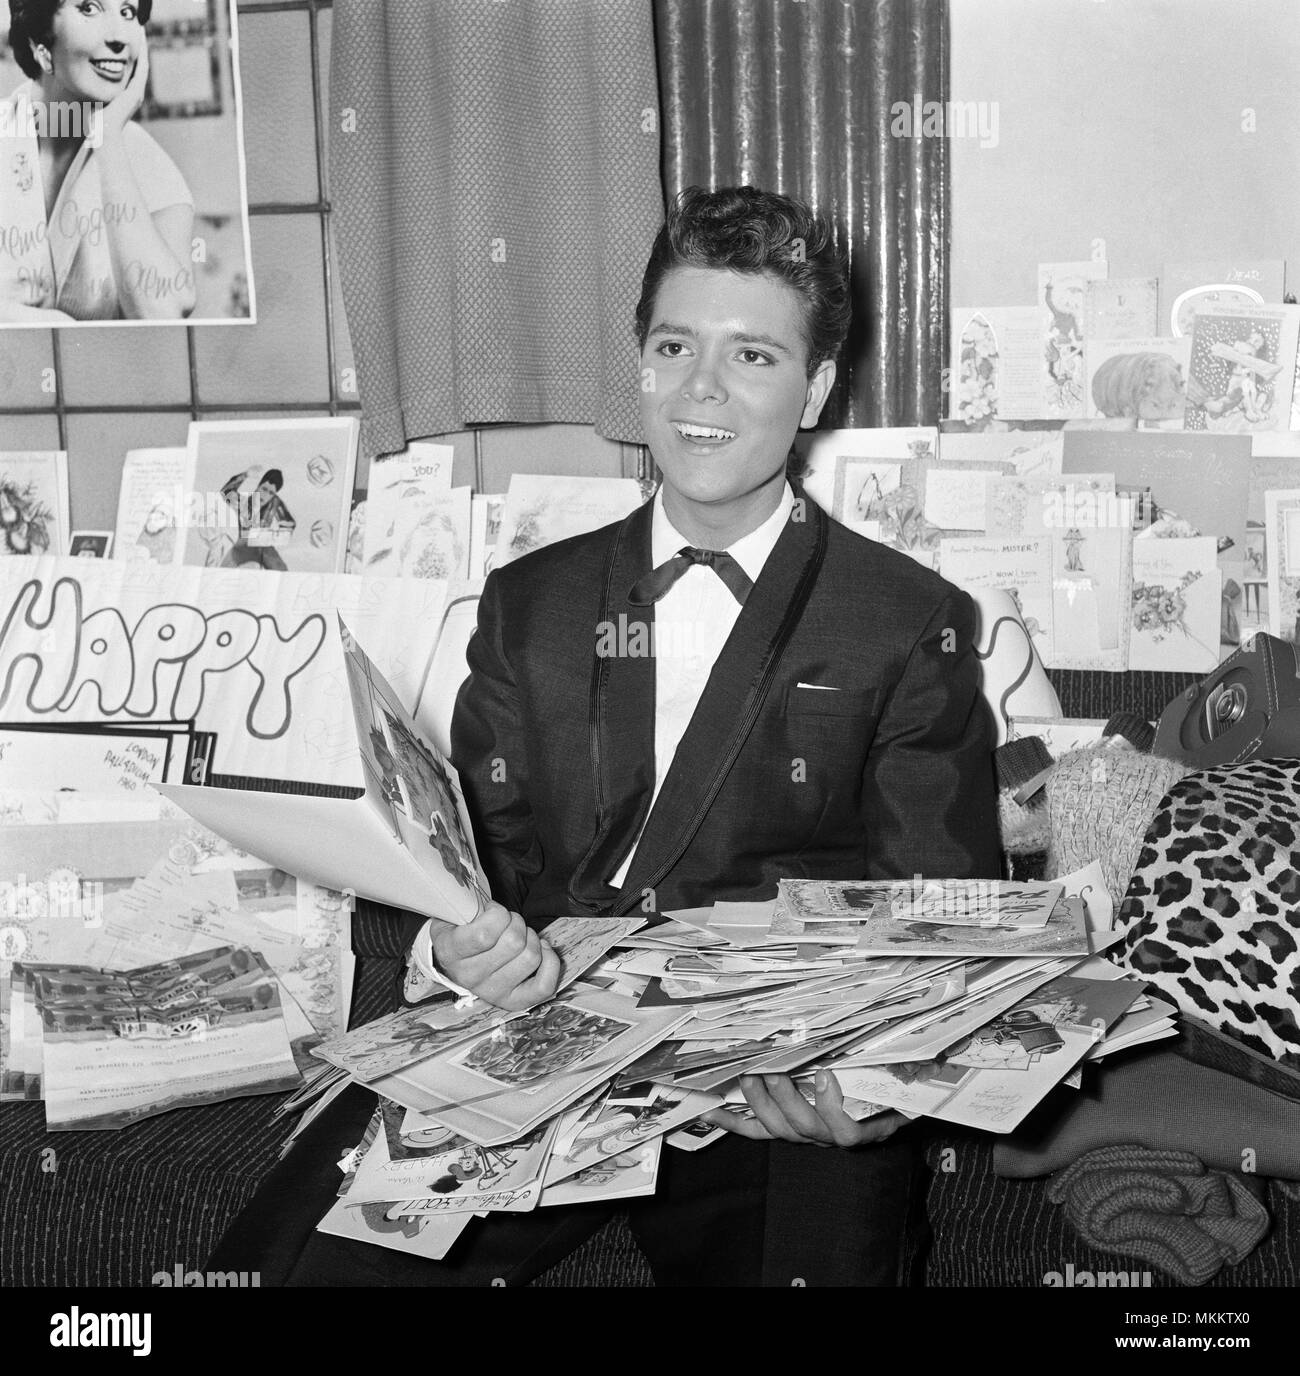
921, 1128, 1300, 1288
1050, 669, 1200, 726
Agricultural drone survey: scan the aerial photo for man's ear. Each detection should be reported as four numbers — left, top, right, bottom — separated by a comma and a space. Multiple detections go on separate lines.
799, 359, 837, 428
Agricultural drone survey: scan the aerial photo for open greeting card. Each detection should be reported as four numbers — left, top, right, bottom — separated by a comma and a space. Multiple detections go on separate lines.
157, 617, 488, 924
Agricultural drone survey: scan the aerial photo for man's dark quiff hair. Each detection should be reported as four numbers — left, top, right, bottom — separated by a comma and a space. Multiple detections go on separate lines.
8, 0, 155, 80
634, 185, 851, 377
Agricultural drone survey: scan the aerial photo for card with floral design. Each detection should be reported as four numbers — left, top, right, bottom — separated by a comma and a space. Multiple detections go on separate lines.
1129, 535, 1221, 672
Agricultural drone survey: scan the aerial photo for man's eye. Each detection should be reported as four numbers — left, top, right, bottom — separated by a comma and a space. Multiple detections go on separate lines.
655, 341, 688, 358
739, 349, 773, 365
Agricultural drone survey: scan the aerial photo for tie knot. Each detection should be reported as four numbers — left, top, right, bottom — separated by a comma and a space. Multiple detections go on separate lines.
680, 546, 721, 566
627, 545, 754, 607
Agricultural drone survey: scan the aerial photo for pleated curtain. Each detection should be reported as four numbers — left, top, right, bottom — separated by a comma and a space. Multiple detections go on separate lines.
654, 0, 949, 428
329, 0, 665, 457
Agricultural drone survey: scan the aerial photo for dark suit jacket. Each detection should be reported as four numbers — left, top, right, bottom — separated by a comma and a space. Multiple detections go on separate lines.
451, 495, 1001, 922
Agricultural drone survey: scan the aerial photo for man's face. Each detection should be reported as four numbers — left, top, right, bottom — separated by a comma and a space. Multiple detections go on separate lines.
639, 266, 835, 522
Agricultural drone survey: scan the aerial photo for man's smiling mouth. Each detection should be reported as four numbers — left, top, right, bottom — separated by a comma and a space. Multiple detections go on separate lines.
673, 422, 736, 442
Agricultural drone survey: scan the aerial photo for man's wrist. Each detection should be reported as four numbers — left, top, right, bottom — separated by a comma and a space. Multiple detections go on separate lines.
405, 919, 477, 1004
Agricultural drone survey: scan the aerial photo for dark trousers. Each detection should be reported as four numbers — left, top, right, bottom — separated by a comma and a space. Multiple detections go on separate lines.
209, 1082, 928, 1287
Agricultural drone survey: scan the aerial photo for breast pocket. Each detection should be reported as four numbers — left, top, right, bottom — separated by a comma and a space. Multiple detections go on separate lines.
783, 685, 882, 719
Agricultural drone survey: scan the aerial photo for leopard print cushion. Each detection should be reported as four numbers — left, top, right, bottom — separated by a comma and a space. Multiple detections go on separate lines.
1115, 758, 1300, 1072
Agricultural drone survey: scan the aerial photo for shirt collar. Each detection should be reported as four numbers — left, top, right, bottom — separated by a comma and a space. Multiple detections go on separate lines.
651, 483, 795, 584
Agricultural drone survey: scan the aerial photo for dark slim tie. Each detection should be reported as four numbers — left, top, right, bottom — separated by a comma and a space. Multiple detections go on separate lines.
627, 546, 754, 607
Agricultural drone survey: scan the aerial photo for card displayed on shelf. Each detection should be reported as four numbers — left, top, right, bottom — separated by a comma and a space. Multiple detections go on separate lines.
949, 307, 1044, 424
1242, 435, 1300, 637
180, 419, 359, 576
494, 475, 644, 566
803, 429, 1003, 568
938, 425, 1064, 479
26, 945, 301, 1130
1061, 428, 1250, 564
1084, 336, 1190, 423
1129, 535, 1222, 672
832, 457, 903, 527
795, 426, 937, 521
361, 444, 456, 575
392, 485, 473, 582
1184, 304, 1300, 435
0, 722, 214, 791
1264, 489, 1300, 644
113, 448, 189, 566
1083, 277, 1158, 340
1038, 260, 1109, 419
923, 467, 996, 532
0, 813, 353, 1094
0, 451, 69, 558
468, 493, 506, 578
1049, 523, 1133, 672
1159, 260, 1287, 338
984, 473, 1116, 538
68, 532, 113, 559
939, 535, 1055, 657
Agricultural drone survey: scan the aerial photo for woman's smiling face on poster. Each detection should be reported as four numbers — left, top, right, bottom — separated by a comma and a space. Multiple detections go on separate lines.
43, 0, 146, 104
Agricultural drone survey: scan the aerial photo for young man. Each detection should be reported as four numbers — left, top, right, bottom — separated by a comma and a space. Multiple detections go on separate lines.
211, 186, 999, 1287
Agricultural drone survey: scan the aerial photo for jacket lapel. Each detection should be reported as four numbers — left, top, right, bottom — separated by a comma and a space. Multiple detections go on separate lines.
565, 501, 658, 912
612, 497, 829, 914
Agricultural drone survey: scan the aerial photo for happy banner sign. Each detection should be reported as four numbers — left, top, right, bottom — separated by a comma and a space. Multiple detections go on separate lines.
0, 559, 454, 788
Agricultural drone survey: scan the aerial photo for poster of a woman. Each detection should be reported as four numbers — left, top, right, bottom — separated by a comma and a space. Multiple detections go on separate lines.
0, 0, 253, 325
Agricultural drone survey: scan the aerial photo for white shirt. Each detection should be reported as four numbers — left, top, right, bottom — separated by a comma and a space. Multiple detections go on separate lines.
608, 483, 795, 887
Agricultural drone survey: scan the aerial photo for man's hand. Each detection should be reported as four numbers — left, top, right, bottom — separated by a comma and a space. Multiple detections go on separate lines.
429, 901, 561, 1011
701, 1071, 908, 1148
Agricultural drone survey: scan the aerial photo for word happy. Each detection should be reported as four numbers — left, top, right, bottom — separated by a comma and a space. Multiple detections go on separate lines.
0, 576, 326, 739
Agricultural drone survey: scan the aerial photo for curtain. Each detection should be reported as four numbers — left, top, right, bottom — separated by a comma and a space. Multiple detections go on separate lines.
329, 0, 664, 458
655, 0, 949, 428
